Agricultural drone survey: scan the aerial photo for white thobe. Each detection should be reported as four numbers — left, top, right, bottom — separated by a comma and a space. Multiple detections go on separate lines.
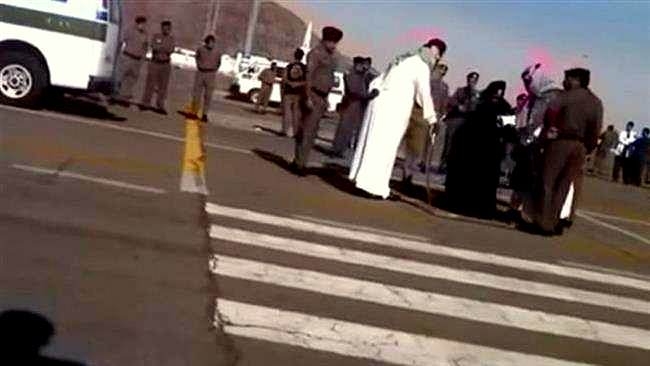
348, 56, 436, 198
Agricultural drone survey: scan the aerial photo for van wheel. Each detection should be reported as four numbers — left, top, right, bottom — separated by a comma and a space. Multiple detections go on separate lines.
248, 89, 261, 104
0, 51, 48, 108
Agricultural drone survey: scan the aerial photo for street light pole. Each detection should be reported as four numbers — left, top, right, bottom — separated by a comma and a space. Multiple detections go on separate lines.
203, 0, 221, 37
243, 0, 261, 57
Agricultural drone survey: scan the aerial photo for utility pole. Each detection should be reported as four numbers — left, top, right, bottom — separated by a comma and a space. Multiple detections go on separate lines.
243, 0, 261, 56
203, 0, 221, 37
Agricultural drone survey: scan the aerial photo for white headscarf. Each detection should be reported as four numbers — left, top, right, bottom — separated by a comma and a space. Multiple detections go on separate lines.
523, 63, 559, 97
517, 64, 562, 132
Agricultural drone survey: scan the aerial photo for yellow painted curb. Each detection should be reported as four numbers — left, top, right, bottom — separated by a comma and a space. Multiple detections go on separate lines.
180, 117, 208, 195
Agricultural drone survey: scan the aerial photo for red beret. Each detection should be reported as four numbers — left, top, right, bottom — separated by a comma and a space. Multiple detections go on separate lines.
322, 26, 343, 42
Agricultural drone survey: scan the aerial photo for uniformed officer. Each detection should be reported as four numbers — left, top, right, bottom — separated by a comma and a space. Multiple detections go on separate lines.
291, 26, 343, 175
140, 20, 175, 114
331, 56, 377, 158
112, 16, 148, 106
531, 68, 603, 234
256, 62, 278, 114
281, 49, 306, 137
186, 35, 221, 122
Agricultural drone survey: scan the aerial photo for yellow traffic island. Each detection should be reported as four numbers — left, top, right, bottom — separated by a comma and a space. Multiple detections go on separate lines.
180, 107, 208, 195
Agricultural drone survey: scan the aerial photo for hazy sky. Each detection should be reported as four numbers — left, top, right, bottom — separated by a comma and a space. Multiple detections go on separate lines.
278, 0, 650, 130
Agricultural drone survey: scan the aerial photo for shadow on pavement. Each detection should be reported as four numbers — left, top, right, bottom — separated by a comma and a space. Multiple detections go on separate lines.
42, 91, 126, 122
0, 310, 87, 366
252, 150, 517, 229
391, 179, 519, 230
251, 149, 294, 173
252, 149, 384, 199
252, 125, 285, 137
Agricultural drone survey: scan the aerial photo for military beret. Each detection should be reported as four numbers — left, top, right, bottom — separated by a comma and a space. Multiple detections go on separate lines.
322, 26, 343, 42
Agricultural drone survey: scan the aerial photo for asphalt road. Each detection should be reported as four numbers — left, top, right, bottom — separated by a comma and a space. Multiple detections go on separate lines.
0, 88, 649, 366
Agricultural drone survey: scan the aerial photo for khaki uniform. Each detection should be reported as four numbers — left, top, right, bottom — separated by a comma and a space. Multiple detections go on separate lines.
428, 78, 450, 167
294, 42, 337, 169
282, 61, 306, 136
402, 104, 429, 177
257, 68, 276, 112
534, 88, 603, 231
190, 45, 221, 115
439, 86, 479, 172
332, 70, 370, 156
141, 33, 175, 109
116, 27, 148, 100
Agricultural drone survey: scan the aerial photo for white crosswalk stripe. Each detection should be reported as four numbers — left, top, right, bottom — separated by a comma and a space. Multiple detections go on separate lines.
206, 203, 650, 365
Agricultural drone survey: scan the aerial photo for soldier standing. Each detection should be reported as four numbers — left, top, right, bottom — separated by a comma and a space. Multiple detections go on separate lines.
256, 62, 278, 114
185, 35, 221, 123
291, 26, 344, 176
331, 56, 377, 158
530, 68, 603, 234
281, 49, 306, 137
140, 20, 175, 114
112, 16, 148, 106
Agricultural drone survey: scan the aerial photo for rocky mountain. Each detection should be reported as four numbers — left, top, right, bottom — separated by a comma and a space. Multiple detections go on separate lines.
121, 0, 352, 71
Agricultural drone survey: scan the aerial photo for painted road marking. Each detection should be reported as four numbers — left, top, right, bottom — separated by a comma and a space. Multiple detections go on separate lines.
210, 255, 650, 350
292, 214, 430, 242
179, 118, 209, 195
205, 203, 650, 293
0, 104, 251, 155
559, 260, 650, 282
215, 299, 593, 366
577, 211, 650, 246
209, 225, 650, 315
578, 209, 650, 227
12, 164, 167, 194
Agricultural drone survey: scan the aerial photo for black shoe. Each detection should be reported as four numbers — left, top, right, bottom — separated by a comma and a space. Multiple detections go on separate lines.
356, 189, 384, 200
516, 221, 555, 236
177, 110, 199, 119
402, 175, 414, 192
139, 105, 151, 111
201, 114, 208, 123
555, 219, 573, 235
110, 98, 130, 107
154, 108, 168, 115
289, 162, 307, 177
505, 209, 521, 224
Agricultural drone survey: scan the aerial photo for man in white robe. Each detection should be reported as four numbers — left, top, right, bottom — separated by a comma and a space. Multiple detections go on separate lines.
349, 39, 447, 199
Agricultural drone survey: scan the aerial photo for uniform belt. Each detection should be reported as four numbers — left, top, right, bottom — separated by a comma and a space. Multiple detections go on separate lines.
123, 51, 143, 61
311, 87, 328, 98
198, 67, 218, 72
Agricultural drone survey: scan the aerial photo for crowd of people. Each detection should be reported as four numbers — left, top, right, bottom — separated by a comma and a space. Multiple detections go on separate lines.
110, 17, 647, 236
110, 16, 221, 123
283, 25, 647, 236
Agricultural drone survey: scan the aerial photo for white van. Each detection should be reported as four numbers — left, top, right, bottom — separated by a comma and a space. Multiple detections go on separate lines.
0, 0, 122, 107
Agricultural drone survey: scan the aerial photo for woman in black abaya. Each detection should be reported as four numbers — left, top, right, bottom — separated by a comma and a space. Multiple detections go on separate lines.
444, 81, 513, 219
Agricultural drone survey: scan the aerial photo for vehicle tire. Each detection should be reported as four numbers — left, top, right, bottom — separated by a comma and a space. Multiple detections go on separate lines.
0, 50, 48, 108
248, 88, 261, 104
